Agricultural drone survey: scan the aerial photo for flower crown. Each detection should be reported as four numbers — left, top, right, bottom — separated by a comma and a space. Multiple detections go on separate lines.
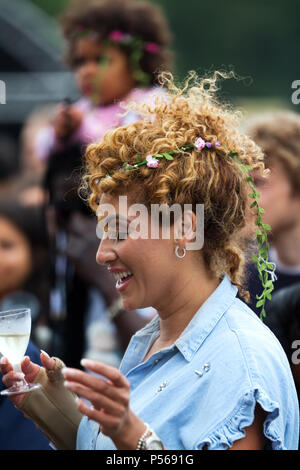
72, 27, 159, 86
109, 137, 275, 320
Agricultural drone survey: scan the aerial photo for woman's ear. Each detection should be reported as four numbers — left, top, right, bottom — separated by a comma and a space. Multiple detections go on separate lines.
174, 210, 197, 245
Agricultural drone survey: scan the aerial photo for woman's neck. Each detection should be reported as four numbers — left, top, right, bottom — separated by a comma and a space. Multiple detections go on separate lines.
154, 268, 220, 346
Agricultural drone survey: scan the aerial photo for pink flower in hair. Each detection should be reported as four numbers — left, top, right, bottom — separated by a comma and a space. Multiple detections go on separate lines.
145, 42, 160, 54
194, 137, 206, 150
146, 155, 158, 168
108, 30, 125, 42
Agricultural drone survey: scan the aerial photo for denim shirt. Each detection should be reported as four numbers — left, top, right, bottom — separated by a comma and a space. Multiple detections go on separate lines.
77, 275, 299, 450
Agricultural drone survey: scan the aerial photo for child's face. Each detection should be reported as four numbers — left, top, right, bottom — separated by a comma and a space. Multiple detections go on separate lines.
73, 37, 137, 105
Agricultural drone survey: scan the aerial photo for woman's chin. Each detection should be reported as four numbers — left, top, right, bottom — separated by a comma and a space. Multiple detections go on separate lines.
121, 298, 139, 312
121, 295, 149, 312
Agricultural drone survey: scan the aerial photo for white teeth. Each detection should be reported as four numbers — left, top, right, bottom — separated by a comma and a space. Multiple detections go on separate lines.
114, 271, 132, 282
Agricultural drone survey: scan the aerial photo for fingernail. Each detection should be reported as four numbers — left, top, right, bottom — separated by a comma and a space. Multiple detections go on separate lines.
0, 357, 7, 365
80, 358, 92, 368
62, 368, 74, 377
75, 397, 82, 406
64, 380, 71, 388
40, 350, 50, 358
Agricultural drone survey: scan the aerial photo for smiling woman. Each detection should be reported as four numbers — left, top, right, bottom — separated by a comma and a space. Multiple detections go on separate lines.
1, 72, 299, 450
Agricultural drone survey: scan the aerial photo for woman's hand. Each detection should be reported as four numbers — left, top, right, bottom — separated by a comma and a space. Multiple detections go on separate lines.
0, 351, 56, 407
62, 359, 146, 450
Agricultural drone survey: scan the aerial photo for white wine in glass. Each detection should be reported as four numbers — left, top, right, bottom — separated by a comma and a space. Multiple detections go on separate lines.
0, 308, 41, 396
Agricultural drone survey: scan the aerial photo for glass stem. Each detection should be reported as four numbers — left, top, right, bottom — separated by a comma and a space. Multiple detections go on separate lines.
13, 362, 27, 387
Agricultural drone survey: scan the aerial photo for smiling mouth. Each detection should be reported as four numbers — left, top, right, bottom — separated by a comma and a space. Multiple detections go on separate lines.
113, 271, 134, 291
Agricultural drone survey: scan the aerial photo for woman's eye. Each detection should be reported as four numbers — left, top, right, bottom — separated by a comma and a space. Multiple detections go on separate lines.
113, 231, 128, 241
105, 230, 127, 241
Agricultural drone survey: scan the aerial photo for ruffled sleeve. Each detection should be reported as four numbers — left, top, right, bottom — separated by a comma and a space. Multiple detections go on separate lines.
195, 388, 284, 450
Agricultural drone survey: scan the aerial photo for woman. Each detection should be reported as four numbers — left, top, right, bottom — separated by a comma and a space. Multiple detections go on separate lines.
1, 72, 299, 450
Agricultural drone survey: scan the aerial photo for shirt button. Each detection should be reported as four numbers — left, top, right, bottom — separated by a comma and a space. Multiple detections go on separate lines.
155, 359, 159, 363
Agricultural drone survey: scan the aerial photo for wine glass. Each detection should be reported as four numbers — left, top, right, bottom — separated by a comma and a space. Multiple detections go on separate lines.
0, 308, 41, 396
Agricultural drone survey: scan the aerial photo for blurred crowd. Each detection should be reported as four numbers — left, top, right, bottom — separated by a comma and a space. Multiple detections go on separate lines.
0, 0, 300, 450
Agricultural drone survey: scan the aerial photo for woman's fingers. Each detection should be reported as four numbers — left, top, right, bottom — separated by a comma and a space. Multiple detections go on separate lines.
1, 356, 40, 384
81, 359, 129, 388
0, 356, 13, 375
1, 357, 31, 406
62, 367, 129, 406
40, 350, 56, 371
75, 397, 121, 431
62, 360, 133, 440
1, 356, 39, 385
20, 356, 40, 383
2, 369, 25, 388
64, 380, 124, 416
62, 366, 129, 405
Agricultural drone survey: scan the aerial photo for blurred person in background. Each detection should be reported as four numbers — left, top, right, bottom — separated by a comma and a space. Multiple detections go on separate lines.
0, 133, 38, 205
265, 283, 300, 386
0, 128, 47, 209
243, 111, 300, 315
33, 0, 173, 164
0, 133, 18, 193
18, 105, 56, 180
0, 200, 51, 347
265, 282, 300, 448
0, 199, 50, 449
243, 111, 300, 446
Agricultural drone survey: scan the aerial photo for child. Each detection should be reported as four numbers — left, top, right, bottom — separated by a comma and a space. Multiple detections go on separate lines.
36, 0, 172, 162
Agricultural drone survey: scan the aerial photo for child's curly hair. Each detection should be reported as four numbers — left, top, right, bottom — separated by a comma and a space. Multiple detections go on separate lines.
60, 0, 172, 85
82, 71, 266, 301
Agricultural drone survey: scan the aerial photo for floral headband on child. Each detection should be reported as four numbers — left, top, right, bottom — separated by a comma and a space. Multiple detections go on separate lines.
105, 137, 276, 321
72, 26, 159, 86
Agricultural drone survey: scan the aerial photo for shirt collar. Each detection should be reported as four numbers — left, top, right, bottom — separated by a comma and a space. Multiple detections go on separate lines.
134, 274, 238, 362
175, 275, 238, 361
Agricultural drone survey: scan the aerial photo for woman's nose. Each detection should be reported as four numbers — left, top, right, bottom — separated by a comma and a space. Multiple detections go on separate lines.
96, 237, 117, 266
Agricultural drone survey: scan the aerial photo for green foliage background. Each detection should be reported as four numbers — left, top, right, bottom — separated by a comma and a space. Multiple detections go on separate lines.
29, 0, 300, 106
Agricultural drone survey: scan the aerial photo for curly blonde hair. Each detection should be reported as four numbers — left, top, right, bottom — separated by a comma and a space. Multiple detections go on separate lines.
82, 71, 265, 301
